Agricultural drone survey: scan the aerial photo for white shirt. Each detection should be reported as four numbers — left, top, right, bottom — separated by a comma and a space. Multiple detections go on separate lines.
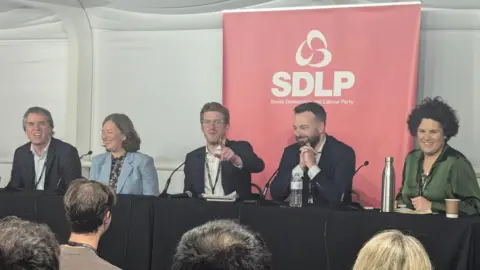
292, 137, 327, 180
204, 145, 225, 196
30, 140, 51, 190
203, 144, 244, 196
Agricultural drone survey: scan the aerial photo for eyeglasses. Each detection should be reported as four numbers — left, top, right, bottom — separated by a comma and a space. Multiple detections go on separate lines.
201, 119, 225, 126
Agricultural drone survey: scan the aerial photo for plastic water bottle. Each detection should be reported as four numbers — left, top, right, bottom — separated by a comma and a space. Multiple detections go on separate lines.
289, 171, 303, 207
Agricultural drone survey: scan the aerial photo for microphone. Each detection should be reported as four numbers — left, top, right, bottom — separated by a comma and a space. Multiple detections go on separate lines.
354, 161, 369, 175
167, 190, 193, 199
251, 183, 263, 195
262, 168, 280, 198
159, 161, 186, 198
313, 161, 369, 203
338, 160, 369, 210
79, 150, 93, 159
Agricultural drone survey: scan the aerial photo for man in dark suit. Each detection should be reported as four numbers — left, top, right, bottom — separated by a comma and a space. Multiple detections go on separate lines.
183, 102, 265, 200
7, 107, 82, 192
270, 102, 356, 205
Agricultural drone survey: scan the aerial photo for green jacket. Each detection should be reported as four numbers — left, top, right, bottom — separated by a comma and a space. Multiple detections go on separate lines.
396, 145, 480, 215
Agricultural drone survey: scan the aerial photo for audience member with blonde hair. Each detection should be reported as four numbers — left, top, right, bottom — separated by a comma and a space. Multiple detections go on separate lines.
353, 229, 432, 270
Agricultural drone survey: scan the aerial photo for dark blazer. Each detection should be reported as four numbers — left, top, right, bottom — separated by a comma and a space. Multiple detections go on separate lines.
183, 140, 265, 199
270, 135, 355, 205
7, 137, 82, 192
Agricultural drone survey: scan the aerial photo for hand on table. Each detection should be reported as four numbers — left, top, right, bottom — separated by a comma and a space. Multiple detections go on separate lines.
411, 196, 432, 211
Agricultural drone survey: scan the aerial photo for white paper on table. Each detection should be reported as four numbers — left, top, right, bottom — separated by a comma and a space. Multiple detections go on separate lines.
394, 207, 436, 215
202, 191, 238, 202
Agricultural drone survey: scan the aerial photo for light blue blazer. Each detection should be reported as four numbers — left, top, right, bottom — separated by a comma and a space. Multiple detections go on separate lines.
90, 152, 159, 196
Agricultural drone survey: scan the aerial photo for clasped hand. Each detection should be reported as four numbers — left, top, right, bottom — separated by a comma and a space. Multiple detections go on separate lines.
299, 145, 316, 169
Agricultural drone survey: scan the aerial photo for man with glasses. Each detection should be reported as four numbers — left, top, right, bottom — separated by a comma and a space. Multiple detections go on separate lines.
183, 102, 265, 200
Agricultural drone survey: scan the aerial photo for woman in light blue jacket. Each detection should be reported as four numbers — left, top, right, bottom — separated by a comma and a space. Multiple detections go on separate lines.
90, 113, 159, 196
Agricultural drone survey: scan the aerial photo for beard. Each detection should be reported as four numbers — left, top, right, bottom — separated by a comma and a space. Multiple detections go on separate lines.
296, 131, 321, 148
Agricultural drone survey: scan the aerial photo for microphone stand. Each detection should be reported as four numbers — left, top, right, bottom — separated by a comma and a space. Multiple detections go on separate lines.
159, 161, 185, 198
341, 161, 369, 211
79, 150, 93, 159
354, 161, 369, 175
241, 169, 284, 206
262, 168, 279, 198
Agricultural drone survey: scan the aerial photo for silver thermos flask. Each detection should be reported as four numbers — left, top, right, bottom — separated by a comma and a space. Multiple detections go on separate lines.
381, 157, 395, 212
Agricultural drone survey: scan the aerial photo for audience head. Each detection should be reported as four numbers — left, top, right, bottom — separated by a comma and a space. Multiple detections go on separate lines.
293, 102, 327, 148
353, 229, 432, 270
63, 179, 116, 235
172, 219, 272, 270
102, 113, 141, 153
0, 216, 60, 270
23, 106, 54, 147
407, 96, 459, 156
200, 102, 230, 146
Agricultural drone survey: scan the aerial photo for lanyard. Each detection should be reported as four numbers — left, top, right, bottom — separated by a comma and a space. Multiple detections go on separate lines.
418, 161, 432, 197
34, 163, 47, 190
419, 173, 429, 196
306, 151, 321, 204
205, 158, 221, 194
67, 241, 98, 255
308, 182, 313, 204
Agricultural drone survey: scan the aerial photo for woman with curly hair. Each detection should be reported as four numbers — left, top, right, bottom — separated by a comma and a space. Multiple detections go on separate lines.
395, 97, 480, 215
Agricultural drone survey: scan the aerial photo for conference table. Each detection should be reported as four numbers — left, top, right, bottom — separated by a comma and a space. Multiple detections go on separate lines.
0, 191, 479, 270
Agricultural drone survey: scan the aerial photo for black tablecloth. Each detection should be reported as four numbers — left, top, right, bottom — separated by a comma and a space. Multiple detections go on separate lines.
98, 195, 153, 270
1, 191, 480, 270
238, 204, 331, 270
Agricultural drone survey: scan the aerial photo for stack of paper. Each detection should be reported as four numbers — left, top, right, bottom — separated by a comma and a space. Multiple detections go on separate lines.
394, 207, 436, 215
202, 192, 238, 202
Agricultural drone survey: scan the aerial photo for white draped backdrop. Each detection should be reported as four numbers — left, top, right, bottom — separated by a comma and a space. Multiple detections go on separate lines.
0, 0, 479, 195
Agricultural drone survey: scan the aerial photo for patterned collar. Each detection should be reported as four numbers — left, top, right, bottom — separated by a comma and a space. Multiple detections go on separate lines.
111, 153, 127, 161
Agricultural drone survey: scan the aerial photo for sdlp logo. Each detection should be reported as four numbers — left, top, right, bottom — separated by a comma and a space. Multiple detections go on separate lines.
272, 30, 355, 97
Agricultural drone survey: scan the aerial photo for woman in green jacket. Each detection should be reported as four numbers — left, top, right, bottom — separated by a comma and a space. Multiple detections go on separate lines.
396, 97, 480, 215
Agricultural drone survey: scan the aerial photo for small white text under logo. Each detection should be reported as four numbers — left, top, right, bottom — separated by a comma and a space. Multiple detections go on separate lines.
270, 99, 354, 105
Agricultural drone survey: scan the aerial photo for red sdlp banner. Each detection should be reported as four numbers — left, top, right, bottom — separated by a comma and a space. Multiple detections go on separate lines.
223, 2, 421, 206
